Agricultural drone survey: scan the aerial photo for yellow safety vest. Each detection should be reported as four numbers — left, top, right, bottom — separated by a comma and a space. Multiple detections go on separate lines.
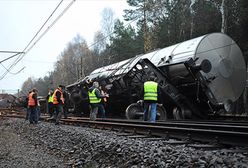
48, 95, 53, 103
88, 88, 101, 104
144, 81, 158, 101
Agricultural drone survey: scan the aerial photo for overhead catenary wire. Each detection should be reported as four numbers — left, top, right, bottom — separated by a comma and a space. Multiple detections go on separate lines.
0, 63, 26, 75
0, 0, 65, 79
0, 51, 24, 54
0, 53, 24, 76
2, 0, 148, 80
0, 52, 24, 64
0, 0, 76, 80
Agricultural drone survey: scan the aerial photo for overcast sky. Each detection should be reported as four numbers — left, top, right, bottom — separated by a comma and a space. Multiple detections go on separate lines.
0, 0, 129, 94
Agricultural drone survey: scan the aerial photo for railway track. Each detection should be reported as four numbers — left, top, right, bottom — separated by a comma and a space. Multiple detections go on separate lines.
1, 108, 248, 147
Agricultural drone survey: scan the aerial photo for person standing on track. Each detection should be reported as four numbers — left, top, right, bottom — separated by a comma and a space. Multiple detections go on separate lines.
63, 88, 69, 119
142, 72, 161, 122
25, 90, 31, 120
88, 81, 109, 120
28, 88, 38, 124
53, 85, 64, 125
47, 88, 54, 118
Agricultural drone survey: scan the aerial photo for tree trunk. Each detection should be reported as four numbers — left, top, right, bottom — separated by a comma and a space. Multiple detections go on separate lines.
221, 0, 226, 33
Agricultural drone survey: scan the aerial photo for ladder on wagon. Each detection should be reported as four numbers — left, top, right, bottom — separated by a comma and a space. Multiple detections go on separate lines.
124, 58, 203, 119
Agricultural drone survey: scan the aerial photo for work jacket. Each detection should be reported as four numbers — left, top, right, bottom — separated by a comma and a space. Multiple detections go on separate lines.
88, 88, 101, 104
48, 94, 53, 103
53, 88, 64, 105
144, 81, 158, 101
28, 92, 37, 106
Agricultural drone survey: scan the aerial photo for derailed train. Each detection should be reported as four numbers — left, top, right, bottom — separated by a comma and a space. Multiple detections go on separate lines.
66, 33, 247, 120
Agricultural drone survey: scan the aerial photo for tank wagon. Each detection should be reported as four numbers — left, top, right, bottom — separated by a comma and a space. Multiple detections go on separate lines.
66, 33, 246, 120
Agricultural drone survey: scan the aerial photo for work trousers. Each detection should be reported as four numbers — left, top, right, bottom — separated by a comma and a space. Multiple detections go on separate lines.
48, 102, 54, 117
37, 106, 41, 121
53, 104, 64, 124
143, 102, 157, 122
29, 106, 38, 124
25, 107, 29, 120
63, 105, 68, 118
90, 103, 106, 120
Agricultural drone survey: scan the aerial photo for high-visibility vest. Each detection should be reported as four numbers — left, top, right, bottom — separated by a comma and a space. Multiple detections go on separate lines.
53, 89, 64, 105
28, 92, 36, 106
48, 94, 53, 103
144, 81, 158, 101
88, 88, 101, 104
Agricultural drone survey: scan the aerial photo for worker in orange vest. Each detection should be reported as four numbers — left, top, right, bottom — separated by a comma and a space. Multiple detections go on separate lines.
25, 90, 32, 120
28, 88, 38, 124
53, 85, 64, 125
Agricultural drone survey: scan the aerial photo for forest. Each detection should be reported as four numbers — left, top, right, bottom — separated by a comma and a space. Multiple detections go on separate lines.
20, 0, 248, 96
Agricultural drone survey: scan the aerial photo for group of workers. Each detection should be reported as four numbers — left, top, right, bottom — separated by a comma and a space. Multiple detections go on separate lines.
26, 85, 68, 125
26, 71, 161, 124
87, 72, 161, 122
46, 85, 68, 125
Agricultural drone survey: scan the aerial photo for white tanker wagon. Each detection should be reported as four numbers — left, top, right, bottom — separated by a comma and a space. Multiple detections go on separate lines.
67, 32, 246, 120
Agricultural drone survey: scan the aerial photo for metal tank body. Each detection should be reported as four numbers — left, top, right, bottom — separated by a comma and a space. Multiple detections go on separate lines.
68, 33, 246, 119
89, 33, 246, 106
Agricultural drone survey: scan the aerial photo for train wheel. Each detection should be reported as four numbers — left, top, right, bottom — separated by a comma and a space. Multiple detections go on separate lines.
126, 103, 167, 121
173, 107, 185, 120
125, 103, 143, 120
156, 105, 167, 121
172, 107, 192, 120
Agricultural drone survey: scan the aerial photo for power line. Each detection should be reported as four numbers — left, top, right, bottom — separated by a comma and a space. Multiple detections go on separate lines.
21, 0, 75, 56
0, 53, 25, 76
0, 0, 75, 80
0, 51, 24, 53
21, 0, 64, 54
1, 0, 65, 77
1, 63, 21, 75
0, 52, 24, 64
0, 63, 25, 75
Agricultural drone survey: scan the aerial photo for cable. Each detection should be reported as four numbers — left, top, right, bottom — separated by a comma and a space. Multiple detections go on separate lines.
0, 53, 24, 76
3, 0, 65, 74
1, 0, 147, 80
0, 63, 25, 75
5, 0, 75, 75
0, 0, 75, 80
0, 51, 23, 53
8, 0, 75, 70
0, 52, 23, 64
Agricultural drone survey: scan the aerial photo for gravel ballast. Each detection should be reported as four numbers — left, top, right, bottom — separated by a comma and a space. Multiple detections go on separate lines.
0, 118, 247, 168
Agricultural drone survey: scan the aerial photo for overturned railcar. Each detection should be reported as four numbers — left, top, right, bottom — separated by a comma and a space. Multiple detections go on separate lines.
67, 33, 246, 120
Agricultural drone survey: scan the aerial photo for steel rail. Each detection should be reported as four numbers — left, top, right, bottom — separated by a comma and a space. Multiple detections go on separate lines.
58, 118, 248, 147
60, 117, 248, 133
1, 111, 248, 147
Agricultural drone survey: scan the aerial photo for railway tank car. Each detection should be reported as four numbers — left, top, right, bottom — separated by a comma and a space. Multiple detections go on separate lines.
66, 32, 246, 120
